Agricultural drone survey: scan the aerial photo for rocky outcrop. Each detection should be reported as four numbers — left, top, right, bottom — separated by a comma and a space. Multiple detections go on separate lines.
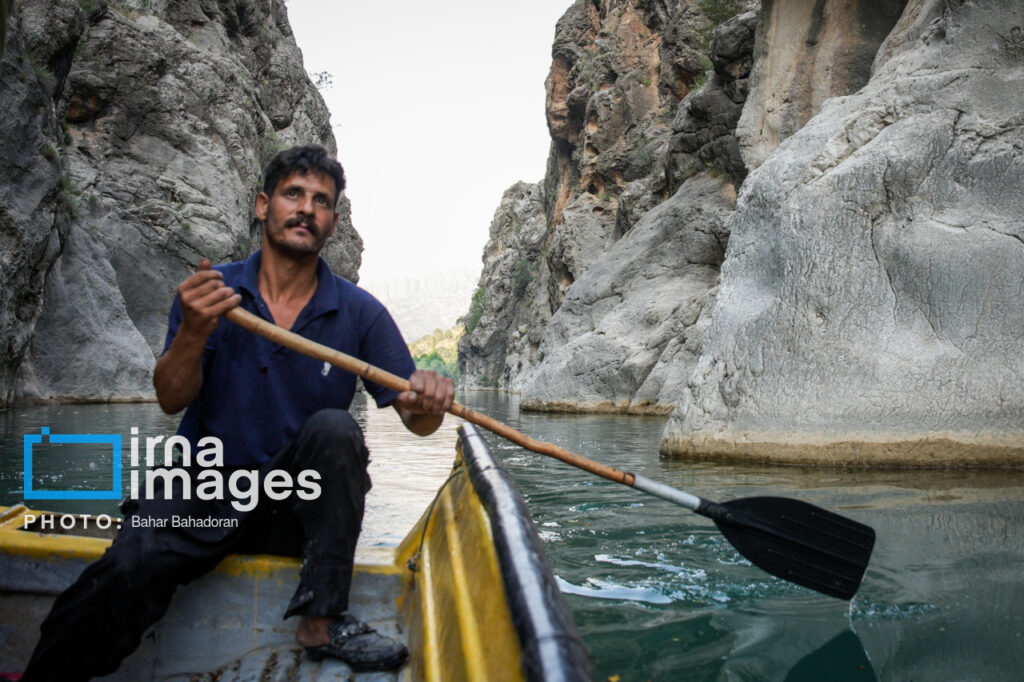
0, 0, 81, 406
465, 0, 1023, 466
520, 173, 733, 414
460, 0, 756, 390
665, 9, 758, 190
2, 0, 360, 405
661, 0, 1024, 465
736, 0, 908, 169
517, 3, 757, 413
458, 182, 551, 390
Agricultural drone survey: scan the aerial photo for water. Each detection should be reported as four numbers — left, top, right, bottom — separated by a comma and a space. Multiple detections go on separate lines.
3, 394, 1024, 680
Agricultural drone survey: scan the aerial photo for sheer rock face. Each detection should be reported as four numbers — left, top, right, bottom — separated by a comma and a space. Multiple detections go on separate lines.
457, 183, 551, 390
661, 0, 1024, 465
468, 0, 1023, 466
0, 0, 83, 406
461, 0, 753, 390
520, 173, 733, 414
737, 0, 909, 170
666, 9, 758, 191
2, 0, 360, 404
514, 3, 758, 413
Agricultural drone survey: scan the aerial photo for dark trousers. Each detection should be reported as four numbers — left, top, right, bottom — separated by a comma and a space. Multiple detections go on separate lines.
22, 409, 371, 682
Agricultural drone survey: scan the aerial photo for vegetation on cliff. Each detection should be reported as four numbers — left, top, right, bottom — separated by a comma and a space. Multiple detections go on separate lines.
410, 325, 463, 381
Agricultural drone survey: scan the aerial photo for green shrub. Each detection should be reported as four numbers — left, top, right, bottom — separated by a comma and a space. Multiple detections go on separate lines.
57, 176, 81, 218
259, 131, 283, 165
24, 52, 57, 94
413, 351, 460, 381
512, 259, 533, 297
465, 287, 490, 333
698, 0, 742, 25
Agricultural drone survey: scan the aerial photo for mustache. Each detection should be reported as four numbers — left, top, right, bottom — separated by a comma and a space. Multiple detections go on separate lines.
285, 217, 318, 236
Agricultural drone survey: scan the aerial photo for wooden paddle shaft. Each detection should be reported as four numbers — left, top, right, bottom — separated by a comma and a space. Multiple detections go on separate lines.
226, 311, 876, 602
225, 307, 638, 487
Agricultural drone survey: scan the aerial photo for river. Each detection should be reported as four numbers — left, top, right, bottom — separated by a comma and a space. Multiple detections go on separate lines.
3, 393, 1023, 680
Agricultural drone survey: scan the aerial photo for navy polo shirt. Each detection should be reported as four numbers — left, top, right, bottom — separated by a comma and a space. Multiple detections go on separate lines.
162, 250, 415, 468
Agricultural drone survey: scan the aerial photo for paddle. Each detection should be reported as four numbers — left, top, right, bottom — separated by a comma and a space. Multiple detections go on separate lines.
224, 307, 875, 600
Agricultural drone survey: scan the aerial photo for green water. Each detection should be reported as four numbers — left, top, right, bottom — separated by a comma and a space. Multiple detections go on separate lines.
3, 394, 1024, 680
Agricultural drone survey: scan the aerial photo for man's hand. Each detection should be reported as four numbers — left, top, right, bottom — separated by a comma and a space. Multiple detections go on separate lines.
177, 258, 241, 342
154, 258, 241, 414
394, 370, 455, 436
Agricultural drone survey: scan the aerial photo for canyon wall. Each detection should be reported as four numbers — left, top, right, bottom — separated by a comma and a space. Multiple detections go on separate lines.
466, 0, 1024, 465
460, 0, 759, 392
661, 0, 1024, 464
1, 0, 361, 405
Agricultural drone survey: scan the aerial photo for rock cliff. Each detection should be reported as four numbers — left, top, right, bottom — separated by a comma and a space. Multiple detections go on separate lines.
460, 0, 758, 390
662, 0, 1024, 465
467, 0, 1023, 465
458, 182, 551, 390
1, 0, 360, 406
520, 173, 733, 414
520, 5, 759, 413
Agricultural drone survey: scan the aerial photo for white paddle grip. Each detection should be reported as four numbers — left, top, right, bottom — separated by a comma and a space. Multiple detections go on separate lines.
631, 474, 702, 511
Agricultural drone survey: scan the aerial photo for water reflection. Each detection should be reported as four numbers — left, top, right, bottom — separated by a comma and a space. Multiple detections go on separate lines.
784, 631, 876, 682
459, 392, 1024, 681
353, 392, 459, 546
0, 402, 180, 516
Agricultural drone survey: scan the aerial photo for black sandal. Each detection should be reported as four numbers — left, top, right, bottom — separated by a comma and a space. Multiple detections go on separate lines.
305, 614, 409, 672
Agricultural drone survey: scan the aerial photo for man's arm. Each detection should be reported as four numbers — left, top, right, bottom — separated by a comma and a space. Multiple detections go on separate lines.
153, 258, 241, 414
392, 370, 455, 436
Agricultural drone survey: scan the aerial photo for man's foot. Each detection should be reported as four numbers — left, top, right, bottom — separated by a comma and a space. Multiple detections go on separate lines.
303, 614, 408, 672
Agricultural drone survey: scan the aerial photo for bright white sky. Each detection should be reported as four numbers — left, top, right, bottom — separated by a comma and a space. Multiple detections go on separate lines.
286, 1, 572, 284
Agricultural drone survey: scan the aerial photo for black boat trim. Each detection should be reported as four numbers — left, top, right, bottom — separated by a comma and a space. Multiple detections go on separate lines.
457, 424, 593, 682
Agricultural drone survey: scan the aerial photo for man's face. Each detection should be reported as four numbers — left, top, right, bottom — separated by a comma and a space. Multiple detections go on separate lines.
256, 171, 339, 259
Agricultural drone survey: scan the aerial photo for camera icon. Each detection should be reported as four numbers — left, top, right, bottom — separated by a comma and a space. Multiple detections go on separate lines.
23, 427, 123, 500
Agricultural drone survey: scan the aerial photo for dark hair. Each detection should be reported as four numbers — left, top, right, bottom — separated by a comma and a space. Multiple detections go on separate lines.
261, 145, 346, 206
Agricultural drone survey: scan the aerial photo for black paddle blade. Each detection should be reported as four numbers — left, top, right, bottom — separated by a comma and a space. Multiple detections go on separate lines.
698, 496, 875, 600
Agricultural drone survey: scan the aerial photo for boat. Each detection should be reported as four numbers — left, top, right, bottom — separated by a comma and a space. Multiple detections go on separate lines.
0, 423, 592, 681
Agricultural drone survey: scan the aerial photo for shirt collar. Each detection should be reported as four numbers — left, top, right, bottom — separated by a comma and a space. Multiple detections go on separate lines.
238, 250, 262, 299
237, 250, 340, 318
309, 255, 340, 316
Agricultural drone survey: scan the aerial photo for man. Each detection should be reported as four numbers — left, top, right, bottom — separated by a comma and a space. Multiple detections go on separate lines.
24, 145, 454, 679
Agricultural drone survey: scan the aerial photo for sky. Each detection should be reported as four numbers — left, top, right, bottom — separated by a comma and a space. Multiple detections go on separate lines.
286, 1, 574, 284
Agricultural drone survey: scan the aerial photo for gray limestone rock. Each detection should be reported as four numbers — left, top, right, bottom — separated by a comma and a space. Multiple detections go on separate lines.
661, 0, 1024, 465
462, 0, 754, 392
320, 196, 362, 287
736, 0, 908, 171
521, 173, 733, 414
16, 226, 153, 401
458, 183, 551, 390
0, 0, 83, 407
667, 9, 759, 191
3, 0, 358, 404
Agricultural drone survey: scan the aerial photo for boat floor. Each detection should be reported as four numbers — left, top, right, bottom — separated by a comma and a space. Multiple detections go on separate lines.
3, 542, 412, 681
155, 643, 408, 682
115, 549, 410, 681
